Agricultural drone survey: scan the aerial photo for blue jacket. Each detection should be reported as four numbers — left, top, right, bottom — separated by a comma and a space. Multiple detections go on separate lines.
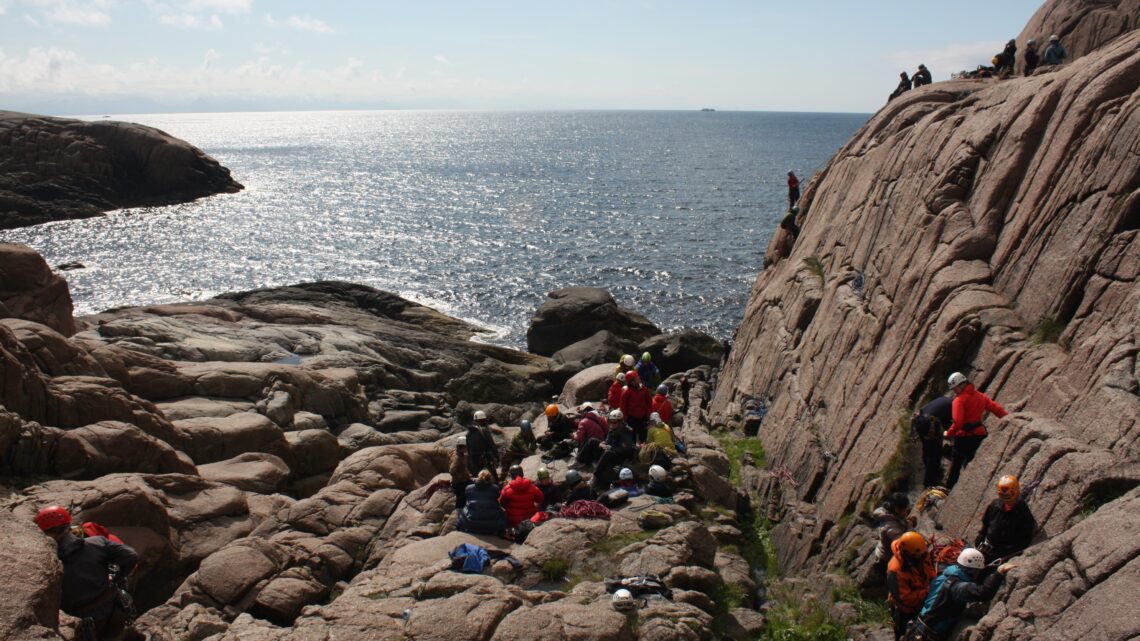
919, 564, 1003, 634
1043, 42, 1067, 65
457, 482, 506, 535
635, 361, 661, 387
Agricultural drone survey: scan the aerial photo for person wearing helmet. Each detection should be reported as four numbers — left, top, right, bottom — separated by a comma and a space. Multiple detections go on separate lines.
1024, 38, 1039, 75
787, 170, 800, 208
915, 548, 1016, 638
641, 412, 678, 466
912, 393, 953, 488
613, 467, 642, 496
645, 464, 674, 498
501, 419, 538, 479
620, 371, 654, 444
612, 588, 636, 612
450, 436, 471, 508
35, 506, 138, 641
540, 404, 576, 450
886, 531, 935, 641
635, 352, 662, 388
498, 465, 544, 527
871, 493, 916, 577
1043, 34, 1066, 66
615, 354, 637, 377
457, 469, 507, 536
608, 372, 626, 410
912, 63, 932, 88
976, 475, 1036, 562
465, 409, 500, 477
591, 409, 638, 492
650, 384, 673, 425
532, 467, 564, 510
944, 372, 1008, 489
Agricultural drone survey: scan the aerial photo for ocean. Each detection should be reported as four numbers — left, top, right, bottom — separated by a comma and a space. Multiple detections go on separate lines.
2, 110, 867, 348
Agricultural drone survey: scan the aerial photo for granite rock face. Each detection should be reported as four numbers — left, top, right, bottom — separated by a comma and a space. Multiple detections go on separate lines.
713, 18, 1139, 641
0, 111, 243, 229
1018, 0, 1140, 74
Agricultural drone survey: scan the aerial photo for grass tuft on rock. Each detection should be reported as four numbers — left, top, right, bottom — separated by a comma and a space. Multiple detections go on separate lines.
540, 557, 570, 582
803, 256, 825, 281
1030, 315, 1067, 345
716, 434, 766, 485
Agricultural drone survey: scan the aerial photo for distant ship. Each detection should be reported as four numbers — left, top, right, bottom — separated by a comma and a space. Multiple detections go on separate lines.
700, 108, 716, 112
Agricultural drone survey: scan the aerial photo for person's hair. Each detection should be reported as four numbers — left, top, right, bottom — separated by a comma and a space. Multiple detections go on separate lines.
885, 492, 910, 512
476, 469, 494, 485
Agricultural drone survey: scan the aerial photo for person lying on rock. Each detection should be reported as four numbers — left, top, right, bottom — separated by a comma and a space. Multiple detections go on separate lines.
608, 372, 626, 410
645, 465, 675, 498
910, 548, 1016, 640
975, 475, 1036, 562
539, 404, 576, 450
499, 465, 545, 528
36, 506, 138, 641
620, 371, 654, 444
465, 411, 501, 477
590, 410, 638, 492
872, 493, 916, 578
501, 420, 537, 479
563, 469, 595, 503
650, 384, 673, 424
535, 468, 565, 510
944, 372, 1008, 489
887, 532, 935, 641
457, 469, 507, 537
451, 437, 471, 509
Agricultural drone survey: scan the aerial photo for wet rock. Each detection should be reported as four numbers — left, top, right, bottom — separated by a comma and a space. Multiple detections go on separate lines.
526, 287, 661, 356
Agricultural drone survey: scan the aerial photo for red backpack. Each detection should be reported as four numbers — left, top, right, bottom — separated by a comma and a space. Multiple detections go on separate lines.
77, 521, 124, 544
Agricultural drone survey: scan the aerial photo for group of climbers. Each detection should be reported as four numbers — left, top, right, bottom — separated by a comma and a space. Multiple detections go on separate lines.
888, 64, 931, 102
959, 33, 1066, 80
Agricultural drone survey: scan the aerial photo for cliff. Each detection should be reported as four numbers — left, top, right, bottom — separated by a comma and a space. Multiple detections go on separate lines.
712, 6, 1139, 641
0, 111, 243, 230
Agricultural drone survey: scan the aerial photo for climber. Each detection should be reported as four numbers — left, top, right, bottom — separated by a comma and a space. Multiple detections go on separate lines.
615, 354, 637, 377
563, 469, 595, 503
465, 410, 500, 476
572, 403, 608, 463
678, 375, 691, 410
499, 465, 545, 528
645, 465, 674, 497
1042, 34, 1066, 66
912, 64, 932, 87
994, 39, 1017, 76
534, 467, 565, 510
787, 170, 801, 208
872, 493, 916, 577
1024, 39, 1039, 74
912, 395, 952, 488
976, 475, 1036, 562
944, 372, 1008, 489
451, 437, 471, 508
539, 404, 576, 450
457, 469, 507, 536
501, 420, 537, 479
651, 384, 674, 425
635, 352, 662, 388
640, 412, 678, 466
909, 549, 1016, 640
888, 71, 912, 101
608, 372, 626, 410
887, 531, 936, 641
591, 409, 638, 492
620, 371, 654, 444
36, 505, 138, 641
612, 467, 642, 496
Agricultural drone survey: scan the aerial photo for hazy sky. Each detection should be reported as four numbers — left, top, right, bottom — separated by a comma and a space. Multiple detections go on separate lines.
0, 0, 1045, 115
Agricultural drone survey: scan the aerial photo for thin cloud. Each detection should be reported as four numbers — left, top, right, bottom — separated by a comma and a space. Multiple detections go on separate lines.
10, 0, 113, 27
159, 12, 223, 29
182, 0, 250, 13
434, 54, 451, 65
202, 48, 219, 70
286, 15, 332, 34
888, 41, 1004, 78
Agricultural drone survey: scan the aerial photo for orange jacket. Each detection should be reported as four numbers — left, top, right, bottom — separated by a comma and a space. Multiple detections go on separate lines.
886, 538, 936, 613
946, 384, 1007, 438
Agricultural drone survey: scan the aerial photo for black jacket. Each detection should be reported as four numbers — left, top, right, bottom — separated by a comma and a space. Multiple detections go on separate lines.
915, 396, 953, 439
457, 482, 506, 535
57, 532, 138, 616
604, 425, 636, 453
978, 499, 1036, 559
564, 483, 594, 503
465, 425, 499, 473
547, 413, 576, 440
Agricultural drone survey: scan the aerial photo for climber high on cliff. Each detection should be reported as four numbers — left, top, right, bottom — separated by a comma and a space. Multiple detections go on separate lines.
943, 372, 1008, 489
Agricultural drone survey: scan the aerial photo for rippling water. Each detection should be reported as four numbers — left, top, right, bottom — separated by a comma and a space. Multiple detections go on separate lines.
2, 110, 866, 347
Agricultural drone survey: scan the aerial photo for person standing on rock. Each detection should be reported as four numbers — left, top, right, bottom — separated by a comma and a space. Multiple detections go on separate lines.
465, 410, 500, 477
501, 420, 537, 479
651, 384, 674, 425
887, 532, 935, 641
872, 493, 916, 578
450, 437, 471, 509
912, 396, 952, 487
615, 354, 637, 377
787, 171, 801, 208
975, 475, 1036, 562
36, 506, 138, 641
608, 372, 626, 410
1024, 39, 1039, 75
636, 352, 662, 388
620, 372, 653, 443
911, 548, 1016, 640
1043, 34, 1067, 66
944, 372, 1008, 489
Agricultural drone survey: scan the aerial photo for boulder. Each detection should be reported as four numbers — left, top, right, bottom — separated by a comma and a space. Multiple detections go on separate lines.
198, 453, 291, 494
638, 330, 724, 375
559, 363, 619, 408
526, 287, 660, 356
175, 412, 289, 465
491, 596, 634, 641
550, 330, 639, 375
1017, 0, 1140, 74
0, 243, 75, 336
0, 510, 61, 641
56, 420, 197, 479
284, 429, 341, 477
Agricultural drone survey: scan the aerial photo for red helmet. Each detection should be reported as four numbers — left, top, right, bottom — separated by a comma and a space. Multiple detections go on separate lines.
35, 506, 72, 532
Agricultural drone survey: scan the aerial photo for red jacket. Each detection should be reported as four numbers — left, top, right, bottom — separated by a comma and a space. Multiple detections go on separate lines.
499, 476, 544, 527
788, 175, 800, 189
608, 381, 624, 410
575, 412, 607, 445
651, 394, 673, 424
947, 384, 1007, 438
886, 538, 935, 613
621, 385, 653, 420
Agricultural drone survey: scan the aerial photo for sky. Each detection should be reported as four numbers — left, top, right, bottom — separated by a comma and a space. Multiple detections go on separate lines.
0, 0, 1045, 116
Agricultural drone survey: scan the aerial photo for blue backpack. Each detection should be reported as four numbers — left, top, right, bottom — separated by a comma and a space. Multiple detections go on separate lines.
448, 543, 490, 574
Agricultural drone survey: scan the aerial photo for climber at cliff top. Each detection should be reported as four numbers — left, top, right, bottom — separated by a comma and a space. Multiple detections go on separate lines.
910, 548, 1016, 640
976, 475, 1036, 562
943, 372, 1008, 489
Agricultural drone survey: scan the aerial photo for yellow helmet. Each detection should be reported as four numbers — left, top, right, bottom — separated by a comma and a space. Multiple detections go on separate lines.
997, 475, 1020, 503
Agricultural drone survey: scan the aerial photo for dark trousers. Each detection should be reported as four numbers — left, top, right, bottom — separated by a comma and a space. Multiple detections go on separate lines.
628, 416, 649, 443
921, 437, 943, 487
576, 438, 603, 465
945, 435, 986, 489
891, 605, 917, 641
452, 480, 469, 509
592, 448, 633, 491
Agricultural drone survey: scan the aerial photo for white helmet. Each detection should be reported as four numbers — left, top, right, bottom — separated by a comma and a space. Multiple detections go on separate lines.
578, 402, 595, 412
947, 372, 968, 389
473, 410, 488, 421
622, 354, 636, 367
957, 547, 986, 570
616, 372, 626, 382
1049, 34, 1059, 42
649, 412, 662, 424
612, 588, 635, 611
456, 436, 467, 447
619, 467, 634, 481
608, 409, 624, 421
1027, 38, 1036, 45
649, 465, 667, 482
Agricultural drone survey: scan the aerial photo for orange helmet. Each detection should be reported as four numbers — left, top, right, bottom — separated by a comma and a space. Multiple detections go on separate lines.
997, 475, 1020, 503
34, 506, 72, 532
898, 531, 927, 557
545, 404, 559, 418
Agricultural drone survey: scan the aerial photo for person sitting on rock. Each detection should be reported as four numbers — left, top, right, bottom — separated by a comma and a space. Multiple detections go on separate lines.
620, 371, 654, 444
640, 412, 678, 466
976, 475, 1036, 562
575, 408, 621, 468
872, 493, 916, 577
1043, 34, 1066, 66
563, 469, 595, 503
572, 403, 609, 463
888, 71, 912, 101
466, 410, 500, 476
645, 464, 674, 497
501, 420, 537, 479
450, 437, 471, 509
591, 410, 638, 492
912, 395, 952, 488
36, 506, 138, 641
944, 372, 1007, 489
535, 467, 565, 510
994, 39, 1017, 76
539, 404, 576, 450
913, 548, 1016, 639
887, 531, 935, 641
499, 465, 545, 528
608, 372, 626, 410
457, 469, 507, 536
635, 352, 662, 388
1024, 39, 1039, 75
650, 384, 674, 425
912, 64, 932, 87
612, 467, 643, 496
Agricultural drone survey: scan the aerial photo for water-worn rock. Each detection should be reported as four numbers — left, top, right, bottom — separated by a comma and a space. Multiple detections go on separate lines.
0, 243, 75, 336
550, 330, 639, 375
526, 287, 661, 356
0, 510, 62, 641
559, 363, 618, 408
57, 420, 197, 479
1017, 0, 1140, 75
198, 453, 291, 494
0, 111, 243, 229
